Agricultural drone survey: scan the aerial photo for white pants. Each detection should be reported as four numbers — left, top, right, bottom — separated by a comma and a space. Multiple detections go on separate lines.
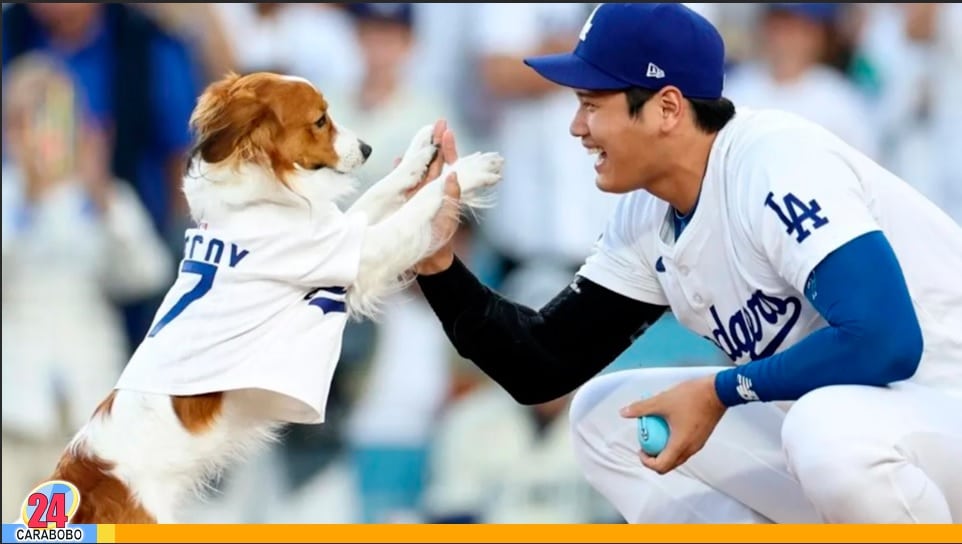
570, 367, 962, 523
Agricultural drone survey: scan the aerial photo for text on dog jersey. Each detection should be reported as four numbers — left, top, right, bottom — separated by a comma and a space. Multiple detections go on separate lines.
147, 234, 251, 338
706, 290, 802, 362
183, 234, 249, 267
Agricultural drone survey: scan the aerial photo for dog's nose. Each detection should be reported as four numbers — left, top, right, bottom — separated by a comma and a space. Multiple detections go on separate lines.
360, 141, 373, 160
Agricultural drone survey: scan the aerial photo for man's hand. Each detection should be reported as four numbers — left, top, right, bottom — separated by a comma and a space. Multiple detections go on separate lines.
409, 119, 462, 276
78, 123, 115, 214
618, 374, 727, 474
403, 119, 458, 199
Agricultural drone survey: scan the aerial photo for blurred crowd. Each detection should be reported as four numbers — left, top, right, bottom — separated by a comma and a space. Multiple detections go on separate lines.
1, 2, 960, 524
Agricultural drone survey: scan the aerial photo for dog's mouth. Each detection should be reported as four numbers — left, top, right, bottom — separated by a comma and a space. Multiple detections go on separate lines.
302, 162, 346, 174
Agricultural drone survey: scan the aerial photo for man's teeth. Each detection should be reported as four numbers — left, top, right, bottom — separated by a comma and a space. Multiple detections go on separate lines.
588, 148, 603, 156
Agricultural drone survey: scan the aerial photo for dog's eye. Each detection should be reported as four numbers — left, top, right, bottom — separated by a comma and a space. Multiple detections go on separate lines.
315, 114, 327, 129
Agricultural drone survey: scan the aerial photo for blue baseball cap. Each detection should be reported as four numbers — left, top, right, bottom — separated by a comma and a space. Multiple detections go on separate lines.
766, 3, 841, 24
523, 3, 726, 100
345, 3, 414, 28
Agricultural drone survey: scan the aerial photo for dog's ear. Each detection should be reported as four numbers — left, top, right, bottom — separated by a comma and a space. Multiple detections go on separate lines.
188, 73, 278, 166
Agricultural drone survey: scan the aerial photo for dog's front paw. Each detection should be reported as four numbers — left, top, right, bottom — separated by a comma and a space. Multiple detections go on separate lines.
396, 124, 438, 187
404, 124, 436, 158
449, 152, 504, 208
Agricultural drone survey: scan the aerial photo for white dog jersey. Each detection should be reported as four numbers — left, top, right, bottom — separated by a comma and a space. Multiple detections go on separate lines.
115, 202, 367, 423
579, 109, 962, 396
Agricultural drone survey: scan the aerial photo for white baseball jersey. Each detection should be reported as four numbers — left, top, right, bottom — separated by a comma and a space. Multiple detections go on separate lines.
579, 108, 962, 396
115, 202, 367, 424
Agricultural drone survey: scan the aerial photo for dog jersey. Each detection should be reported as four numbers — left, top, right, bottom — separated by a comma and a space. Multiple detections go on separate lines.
578, 108, 962, 397
115, 201, 367, 424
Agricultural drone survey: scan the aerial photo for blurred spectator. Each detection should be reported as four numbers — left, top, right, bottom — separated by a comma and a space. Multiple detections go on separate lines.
900, 3, 962, 224
724, 3, 881, 159
344, 286, 453, 523
3, 2, 202, 347
0, 53, 173, 521
134, 3, 238, 84
422, 386, 620, 524
214, 3, 362, 96
470, 3, 621, 284
688, 3, 762, 66
420, 259, 621, 524
308, 4, 465, 523
856, 3, 962, 224
407, 4, 486, 147
330, 3, 468, 192
852, 4, 930, 137
2, 3, 200, 239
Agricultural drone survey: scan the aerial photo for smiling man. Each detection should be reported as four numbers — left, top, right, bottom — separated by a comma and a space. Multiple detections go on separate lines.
412, 3, 962, 523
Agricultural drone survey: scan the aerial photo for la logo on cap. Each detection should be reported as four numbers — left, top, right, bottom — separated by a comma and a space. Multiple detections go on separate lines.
580, 4, 601, 41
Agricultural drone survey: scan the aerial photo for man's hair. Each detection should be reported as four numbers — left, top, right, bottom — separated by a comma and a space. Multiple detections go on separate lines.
1, 52, 73, 121
625, 87, 735, 133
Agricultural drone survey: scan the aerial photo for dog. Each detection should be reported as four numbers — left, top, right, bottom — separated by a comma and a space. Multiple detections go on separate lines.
31, 72, 503, 524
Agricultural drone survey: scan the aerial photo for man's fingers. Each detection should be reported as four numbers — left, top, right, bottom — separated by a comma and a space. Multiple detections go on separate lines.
425, 156, 443, 183
443, 171, 461, 200
432, 119, 448, 147
440, 129, 458, 165
641, 435, 685, 474
422, 124, 447, 180
404, 121, 458, 201
619, 395, 661, 419
423, 127, 455, 183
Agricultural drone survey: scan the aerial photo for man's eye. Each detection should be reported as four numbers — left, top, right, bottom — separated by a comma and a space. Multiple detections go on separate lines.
315, 115, 327, 128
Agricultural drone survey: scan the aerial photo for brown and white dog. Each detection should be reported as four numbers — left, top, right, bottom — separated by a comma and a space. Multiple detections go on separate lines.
31, 72, 503, 524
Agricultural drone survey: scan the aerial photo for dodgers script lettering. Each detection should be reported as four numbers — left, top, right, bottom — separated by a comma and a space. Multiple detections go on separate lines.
708, 290, 802, 361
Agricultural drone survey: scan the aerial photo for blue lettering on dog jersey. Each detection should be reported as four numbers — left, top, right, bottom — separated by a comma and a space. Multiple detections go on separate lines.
147, 234, 251, 337
184, 234, 249, 268
305, 287, 347, 314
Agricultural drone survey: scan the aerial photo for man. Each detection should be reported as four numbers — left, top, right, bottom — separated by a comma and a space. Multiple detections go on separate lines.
413, 3, 962, 523
3, 2, 201, 348
0, 52, 173, 522
723, 3, 880, 160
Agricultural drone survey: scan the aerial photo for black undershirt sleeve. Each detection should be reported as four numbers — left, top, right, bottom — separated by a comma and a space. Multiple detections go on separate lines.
415, 256, 668, 405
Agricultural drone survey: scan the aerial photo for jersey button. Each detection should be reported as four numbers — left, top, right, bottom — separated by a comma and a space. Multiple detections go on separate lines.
693, 294, 704, 304
679, 265, 690, 275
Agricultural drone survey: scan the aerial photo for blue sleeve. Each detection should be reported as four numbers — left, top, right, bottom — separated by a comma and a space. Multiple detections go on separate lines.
148, 34, 201, 155
714, 231, 923, 407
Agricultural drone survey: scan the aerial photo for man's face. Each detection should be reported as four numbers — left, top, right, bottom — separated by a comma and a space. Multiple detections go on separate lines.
28, 3, 102, 41
356, 19, 413, 76
761, 10, 828, 72
569, 90, 662, 194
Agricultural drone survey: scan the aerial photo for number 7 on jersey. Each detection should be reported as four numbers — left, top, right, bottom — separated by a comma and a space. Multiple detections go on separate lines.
148, 260, 218, 337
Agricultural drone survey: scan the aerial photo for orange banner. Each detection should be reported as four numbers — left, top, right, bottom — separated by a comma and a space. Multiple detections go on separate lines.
105, 523, 962, 543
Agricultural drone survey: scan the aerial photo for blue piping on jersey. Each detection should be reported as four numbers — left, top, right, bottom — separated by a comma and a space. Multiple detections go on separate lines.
672, 194, 700, 240
714, 230, 923, 406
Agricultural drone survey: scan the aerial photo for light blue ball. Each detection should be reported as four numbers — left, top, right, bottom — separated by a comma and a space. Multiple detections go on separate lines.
637, 415, 670, 456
